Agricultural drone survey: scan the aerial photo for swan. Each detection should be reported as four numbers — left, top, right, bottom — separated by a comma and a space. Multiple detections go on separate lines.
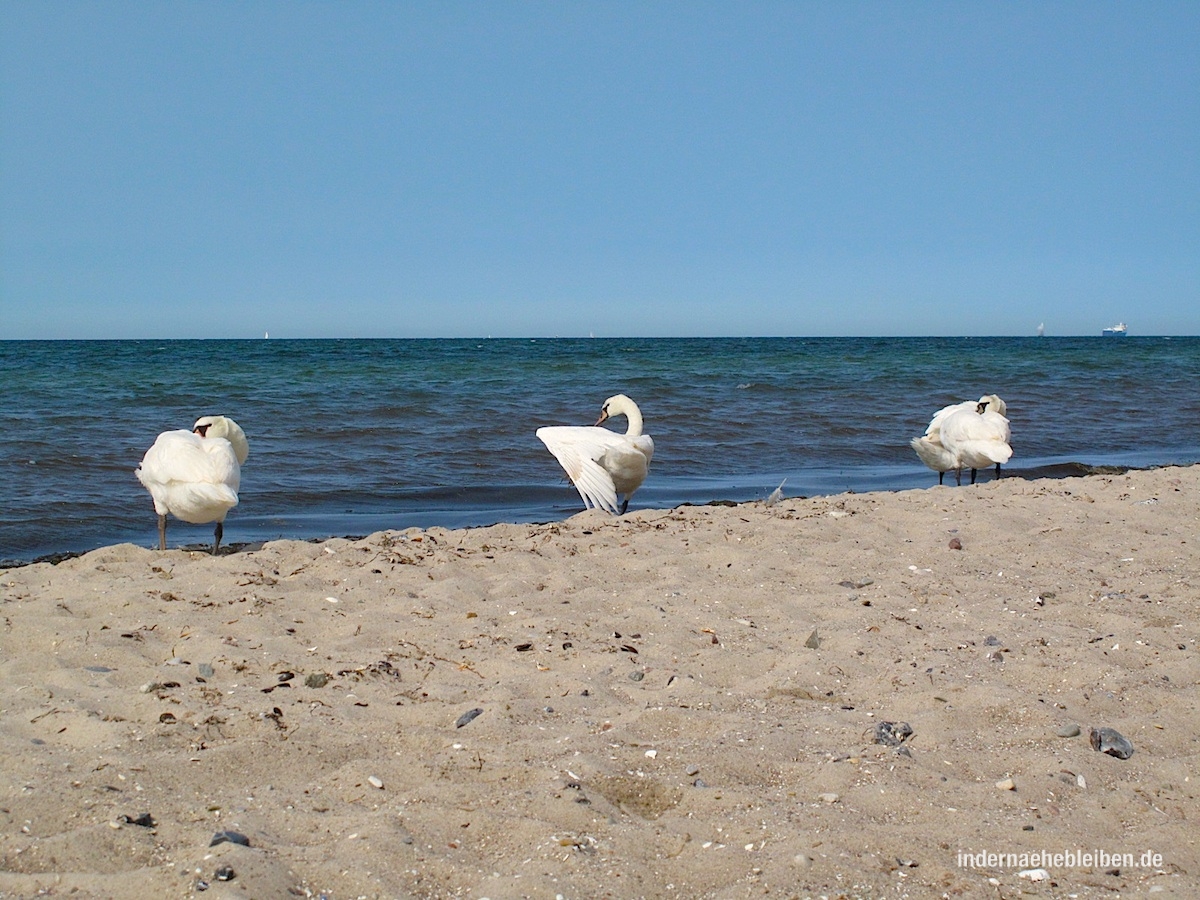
536, 394, 654, 515
135, 415, 250, 553
938, 396, 1012, 485
911, 395, 1007, 485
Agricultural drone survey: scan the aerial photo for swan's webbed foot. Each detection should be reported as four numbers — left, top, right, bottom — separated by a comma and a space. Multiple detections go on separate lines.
619, 497, 629, 515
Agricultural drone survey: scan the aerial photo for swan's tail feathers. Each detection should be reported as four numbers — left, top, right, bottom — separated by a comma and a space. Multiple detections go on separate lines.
171, 484, 240, 524
911, 436, 955, 476
976, 442, 1013, 465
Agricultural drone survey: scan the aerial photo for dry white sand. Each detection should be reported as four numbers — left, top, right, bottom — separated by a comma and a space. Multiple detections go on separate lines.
1, 465, 1196, 899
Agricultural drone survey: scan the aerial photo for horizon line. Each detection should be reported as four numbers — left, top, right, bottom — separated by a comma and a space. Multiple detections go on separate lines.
1, 333, 1192, 342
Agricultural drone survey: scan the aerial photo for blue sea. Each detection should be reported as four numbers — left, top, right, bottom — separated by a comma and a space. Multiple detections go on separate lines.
2, 337, 1198, 565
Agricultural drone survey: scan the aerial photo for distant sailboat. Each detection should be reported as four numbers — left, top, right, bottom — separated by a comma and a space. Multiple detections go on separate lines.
264, 331, 269, 339
1037, 323, 1045, 337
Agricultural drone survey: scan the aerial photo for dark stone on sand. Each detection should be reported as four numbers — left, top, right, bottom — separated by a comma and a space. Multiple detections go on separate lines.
1090, 727, 1134, 759
210, 830, 251, 847
455, 707, 484, 728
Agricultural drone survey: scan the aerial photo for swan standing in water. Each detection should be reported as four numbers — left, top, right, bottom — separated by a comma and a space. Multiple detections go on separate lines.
911, 395, 1007, 485
537, 394, 654, 515
136, 415, 250, 553
938, 396, 1012, 485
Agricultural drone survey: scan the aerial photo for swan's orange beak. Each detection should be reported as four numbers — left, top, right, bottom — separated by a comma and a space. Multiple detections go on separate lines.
595, 411, 610, 426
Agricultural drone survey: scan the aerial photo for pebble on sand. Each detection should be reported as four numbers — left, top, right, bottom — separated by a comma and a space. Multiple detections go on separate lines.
873, 721, 914, 747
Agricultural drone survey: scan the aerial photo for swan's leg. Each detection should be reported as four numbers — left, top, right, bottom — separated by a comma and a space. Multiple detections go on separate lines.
995, 462, 1002, 479
970, 468, 978, 485
619, 496, 629, 515
157, 514, 168, 551
954, 468, 962, 486
212, 521, 223, 555
937, 471, 944, 485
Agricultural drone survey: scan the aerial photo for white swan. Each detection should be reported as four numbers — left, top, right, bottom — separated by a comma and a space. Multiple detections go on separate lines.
938, 396, 1012, 485
536, 394, 654, 515
136, 415, 250, 553
911, 395, 1007, 485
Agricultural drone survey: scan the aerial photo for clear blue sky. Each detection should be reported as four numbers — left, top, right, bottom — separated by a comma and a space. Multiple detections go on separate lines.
2, 2, 1197, 338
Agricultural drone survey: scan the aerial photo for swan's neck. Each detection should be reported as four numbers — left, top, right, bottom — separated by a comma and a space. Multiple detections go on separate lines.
622, 404, 643, 437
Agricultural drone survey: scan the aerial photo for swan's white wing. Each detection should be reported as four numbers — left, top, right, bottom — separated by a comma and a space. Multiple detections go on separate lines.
955, 439, 1013, 468
924, 400, 976, 437
138, 431, 239, 487
165, 481, 240, 523
536, 426, 623, 514
136, 430, 241, 520
980, 410, 1011, 442
634, 435, 654, 465
940, 410, 1013, 468
138, 431, 204, 487
604, 435, 653, 496
201, 438, 241, 492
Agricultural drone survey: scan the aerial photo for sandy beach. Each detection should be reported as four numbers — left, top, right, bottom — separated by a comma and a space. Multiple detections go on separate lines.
1, 465, 1196, 899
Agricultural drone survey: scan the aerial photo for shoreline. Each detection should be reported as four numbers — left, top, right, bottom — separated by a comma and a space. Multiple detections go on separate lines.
1, 464, 1196, 896
3, 460, 1184, 570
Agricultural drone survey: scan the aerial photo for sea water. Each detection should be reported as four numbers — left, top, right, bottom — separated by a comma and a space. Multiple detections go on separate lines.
2, 336, 1198, 563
